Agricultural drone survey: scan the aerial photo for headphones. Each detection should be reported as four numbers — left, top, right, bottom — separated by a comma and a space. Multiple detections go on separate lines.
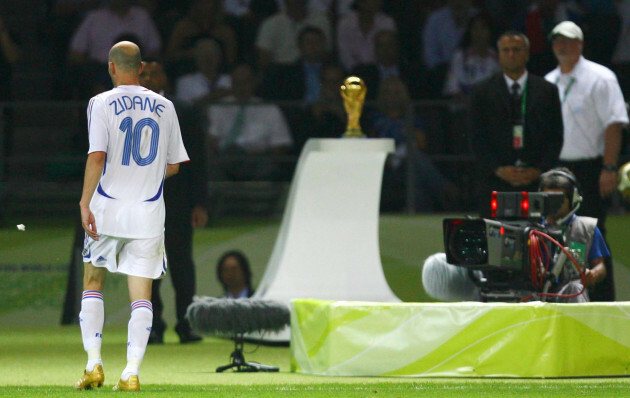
539, 169, 583, 210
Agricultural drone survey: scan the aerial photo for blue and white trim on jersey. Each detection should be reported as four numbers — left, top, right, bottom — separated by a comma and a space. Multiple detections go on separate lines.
144, 177, 165, 202
97, 183, 116, 199
87, 97, 96, 134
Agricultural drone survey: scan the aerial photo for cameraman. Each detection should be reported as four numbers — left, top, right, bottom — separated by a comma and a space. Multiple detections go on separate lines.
538, 168, 609, 300
422, 168, 609, 303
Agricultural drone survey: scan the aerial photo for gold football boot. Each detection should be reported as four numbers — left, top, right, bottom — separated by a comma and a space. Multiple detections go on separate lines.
74, 364, 104, 390
113, 375, 140, 391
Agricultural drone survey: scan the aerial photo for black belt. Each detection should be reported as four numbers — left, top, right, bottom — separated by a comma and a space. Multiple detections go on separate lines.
559, 157, 602, 166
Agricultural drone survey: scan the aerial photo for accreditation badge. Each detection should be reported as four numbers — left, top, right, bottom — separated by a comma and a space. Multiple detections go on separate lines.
569, 241, 586, 268
512, 124, 524, 149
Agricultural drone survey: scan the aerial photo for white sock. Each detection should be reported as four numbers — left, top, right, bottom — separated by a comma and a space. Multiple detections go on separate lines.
121, 359, 142, 381
123, 300, 152, 379
86, 356, 102, 372
79, 291, 104, 371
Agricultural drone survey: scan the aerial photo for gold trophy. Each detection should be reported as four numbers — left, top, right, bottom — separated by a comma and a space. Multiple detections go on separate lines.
340, 76, 367, 138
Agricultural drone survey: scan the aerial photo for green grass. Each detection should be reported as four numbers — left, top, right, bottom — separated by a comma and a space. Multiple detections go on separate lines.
606, 215, 630, 263
1, 215, 630, 396
2, 382, 630, 397
0, 326, 628, 396
0, 214, 445, 322
1, 214, 630, 322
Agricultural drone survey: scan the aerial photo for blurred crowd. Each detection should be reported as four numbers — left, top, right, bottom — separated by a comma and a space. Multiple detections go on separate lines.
44, 0, 630, 100
4, 0, 630, 211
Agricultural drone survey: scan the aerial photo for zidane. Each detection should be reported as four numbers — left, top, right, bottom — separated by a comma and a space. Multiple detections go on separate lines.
109, 94, 166, 117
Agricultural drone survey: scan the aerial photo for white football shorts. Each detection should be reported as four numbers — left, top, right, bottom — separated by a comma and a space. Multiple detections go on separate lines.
82, 233, 167, 279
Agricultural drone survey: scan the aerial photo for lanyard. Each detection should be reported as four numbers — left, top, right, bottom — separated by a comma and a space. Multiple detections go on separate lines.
520, 80, 528, 119
555, 76, 576, 103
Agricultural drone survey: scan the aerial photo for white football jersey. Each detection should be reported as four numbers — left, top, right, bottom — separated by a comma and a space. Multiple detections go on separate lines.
87, 85, 189, 238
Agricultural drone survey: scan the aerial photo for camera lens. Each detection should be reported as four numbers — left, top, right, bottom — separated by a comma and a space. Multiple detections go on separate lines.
447, 220, 488, 265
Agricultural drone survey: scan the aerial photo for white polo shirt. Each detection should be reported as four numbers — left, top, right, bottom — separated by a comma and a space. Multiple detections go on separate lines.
207, 96, 293, 152
87, 85, 189, 239
545, 56, 628, 160
255, 12, 332, 64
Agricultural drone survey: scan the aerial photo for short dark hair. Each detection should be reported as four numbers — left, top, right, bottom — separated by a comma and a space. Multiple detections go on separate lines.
497, 30, 530, 51
298, 25, 326, 46
216, 250, 253, 292
459, 12, 495, 50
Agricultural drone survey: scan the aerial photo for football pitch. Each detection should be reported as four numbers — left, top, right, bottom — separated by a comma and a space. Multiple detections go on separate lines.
1, 214, 629, 395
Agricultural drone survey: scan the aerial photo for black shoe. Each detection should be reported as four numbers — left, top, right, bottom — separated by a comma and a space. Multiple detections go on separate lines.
179, 332, 202, 344
175, 322, 202, 344
148, 329, 163, 345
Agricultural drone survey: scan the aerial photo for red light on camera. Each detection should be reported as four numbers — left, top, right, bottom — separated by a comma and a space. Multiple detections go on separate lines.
521, 191, 529, 218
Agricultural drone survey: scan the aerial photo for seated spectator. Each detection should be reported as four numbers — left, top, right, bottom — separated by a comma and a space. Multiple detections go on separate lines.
45, 0, 103, 99
255, 0, 331, 69
336, 0, 396, 72
351, 29, 416, 100
174, 38, 232, 103
364, 77, 457, 212
216, 250, 255, 298
482, 0, 529, 33
68, 0, 162, 97
261, 26, 330, 104
443, 13, 500, 100
207, 63, 293, 181
277, 0, 354, 17
165, 0, 238, 78
421, 0, 477, 98
440, 13, 499, 155
135, 0, 187, 45
289, 62, 347, 151
223, 0, 279, 64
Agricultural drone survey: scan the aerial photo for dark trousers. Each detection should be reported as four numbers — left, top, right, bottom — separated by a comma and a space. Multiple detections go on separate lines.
151, 211, 197, 334
560, 157, 615, 301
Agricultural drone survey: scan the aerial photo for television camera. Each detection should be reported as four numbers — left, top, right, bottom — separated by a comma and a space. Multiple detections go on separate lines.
443, 191, 578, 302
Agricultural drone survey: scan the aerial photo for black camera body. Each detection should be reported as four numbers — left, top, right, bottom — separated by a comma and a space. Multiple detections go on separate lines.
443, 191, 565, 301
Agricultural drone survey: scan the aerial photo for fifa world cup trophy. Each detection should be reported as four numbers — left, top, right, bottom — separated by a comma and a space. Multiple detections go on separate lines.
340, 76, 367, 138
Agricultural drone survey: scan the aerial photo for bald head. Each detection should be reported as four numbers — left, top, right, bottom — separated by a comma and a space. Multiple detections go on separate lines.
109, 41, 142, 73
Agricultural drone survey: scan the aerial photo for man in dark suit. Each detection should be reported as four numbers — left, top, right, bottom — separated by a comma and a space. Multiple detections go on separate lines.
351, 29, 418, 100
470, 31, 563, 217
140, 60, 209, 344
260, 25, 329, 104
260, 26, 329, 153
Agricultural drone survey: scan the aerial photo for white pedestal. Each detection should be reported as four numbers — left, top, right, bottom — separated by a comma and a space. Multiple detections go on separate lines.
251, 138, 398, 342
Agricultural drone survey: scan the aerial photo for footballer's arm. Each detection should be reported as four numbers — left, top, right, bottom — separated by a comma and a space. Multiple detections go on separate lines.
79, 151, 106, 239
165, 163, 180, 179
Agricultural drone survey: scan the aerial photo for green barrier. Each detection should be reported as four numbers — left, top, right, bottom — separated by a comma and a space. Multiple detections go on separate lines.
290, 299, 630, 377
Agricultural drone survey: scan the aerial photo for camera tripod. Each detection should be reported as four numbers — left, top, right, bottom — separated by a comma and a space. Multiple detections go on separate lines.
216, 333, 279, 373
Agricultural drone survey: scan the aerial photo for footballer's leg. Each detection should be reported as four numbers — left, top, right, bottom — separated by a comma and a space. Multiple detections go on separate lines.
75, 262, 107, 390
113, 275, 152, 392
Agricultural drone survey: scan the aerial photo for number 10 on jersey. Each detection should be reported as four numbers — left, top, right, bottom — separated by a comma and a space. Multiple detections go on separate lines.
119, 117, 160, 166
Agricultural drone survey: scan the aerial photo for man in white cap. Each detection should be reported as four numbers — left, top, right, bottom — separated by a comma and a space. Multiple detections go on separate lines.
545, 21, 629, 301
